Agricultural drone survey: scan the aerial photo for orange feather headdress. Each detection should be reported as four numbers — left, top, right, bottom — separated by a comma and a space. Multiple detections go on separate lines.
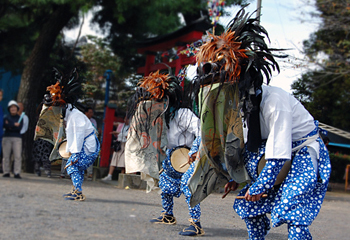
196, 31, 249, 83
129, 70, 183, 128
138, 70, 171, 100
46, 82, 66, 106
195, 5, 285, 88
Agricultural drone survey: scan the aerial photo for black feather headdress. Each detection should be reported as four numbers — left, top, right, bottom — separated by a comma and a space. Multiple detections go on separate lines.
46, 67, 83, 107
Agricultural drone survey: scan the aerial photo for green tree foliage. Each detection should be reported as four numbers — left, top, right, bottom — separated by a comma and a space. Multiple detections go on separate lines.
78, 35, 134, 112
92, 0, 246, 75
0, 2, 43, 73
79, 36, 121, 99
0, 0, 88, 73
292, 0, 350, 130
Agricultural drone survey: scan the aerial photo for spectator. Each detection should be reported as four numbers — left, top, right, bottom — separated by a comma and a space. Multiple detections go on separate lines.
85, 107, 98, 180
0, 89, 3, 167
102, 116, 129, 180
84, 107, 97, 130
2, 100, 23, 178
17, 102, 29, 135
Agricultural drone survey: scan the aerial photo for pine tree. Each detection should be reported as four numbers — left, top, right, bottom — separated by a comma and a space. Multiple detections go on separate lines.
292, 0, 350, 130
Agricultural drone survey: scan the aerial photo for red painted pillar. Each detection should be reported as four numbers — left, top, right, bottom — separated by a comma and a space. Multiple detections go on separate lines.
99, 106, 115, 167
144, 54, 156, 76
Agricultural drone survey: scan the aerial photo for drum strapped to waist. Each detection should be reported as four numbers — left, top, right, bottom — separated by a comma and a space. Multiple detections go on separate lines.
257, 155, 291, 186
170, 147, 190, 173
58, 140, 71, 159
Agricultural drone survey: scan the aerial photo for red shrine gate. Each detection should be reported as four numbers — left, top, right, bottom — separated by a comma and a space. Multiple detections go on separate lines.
137, 17, 210, 81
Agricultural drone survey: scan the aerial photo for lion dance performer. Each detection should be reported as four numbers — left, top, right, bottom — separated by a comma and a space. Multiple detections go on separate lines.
125, 71, 204, 236
192, 6, 331, 240
42, 68, 100, 201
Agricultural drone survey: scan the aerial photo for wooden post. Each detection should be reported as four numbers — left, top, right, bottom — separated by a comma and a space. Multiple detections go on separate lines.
345, 164, 350, 191
144, 54, 156, 76
99, 106, 116, 167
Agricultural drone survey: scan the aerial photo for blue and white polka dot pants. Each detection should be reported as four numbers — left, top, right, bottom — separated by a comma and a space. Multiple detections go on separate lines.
244, 215, 311, 240
159, 137, 201, 222
66, 134, 100, 192
234, 125, 330, 239
244, 215, 270, 240
160, 162, 201, 221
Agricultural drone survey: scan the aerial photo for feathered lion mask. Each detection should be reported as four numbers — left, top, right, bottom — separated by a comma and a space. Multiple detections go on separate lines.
46, 67, 82, 107
196, 5, 284, 88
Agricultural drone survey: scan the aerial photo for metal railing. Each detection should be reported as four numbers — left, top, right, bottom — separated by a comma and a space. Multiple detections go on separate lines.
319, 122, 350, 140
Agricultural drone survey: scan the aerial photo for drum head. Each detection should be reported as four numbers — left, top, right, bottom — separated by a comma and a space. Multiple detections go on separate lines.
171, 148, 190, 173
258, 155, 291, 186
58, 141, 71, 159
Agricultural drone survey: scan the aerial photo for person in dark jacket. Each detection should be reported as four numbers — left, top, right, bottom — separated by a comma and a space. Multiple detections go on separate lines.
2, 100, 23, 178
0, 89, 4, 159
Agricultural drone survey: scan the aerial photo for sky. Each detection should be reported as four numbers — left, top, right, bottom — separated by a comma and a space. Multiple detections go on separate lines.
64, 6, 105, 41
64, 0, 320, 93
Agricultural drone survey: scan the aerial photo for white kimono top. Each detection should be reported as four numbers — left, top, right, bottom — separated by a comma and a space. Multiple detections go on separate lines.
259, 85, 318, 159
64, 105, 97, 154
167, 108, 200, 150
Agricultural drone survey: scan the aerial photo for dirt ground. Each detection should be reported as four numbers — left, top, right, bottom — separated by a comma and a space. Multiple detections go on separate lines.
1, 171, 350, 240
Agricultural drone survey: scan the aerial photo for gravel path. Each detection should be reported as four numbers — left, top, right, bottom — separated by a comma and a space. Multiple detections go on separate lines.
1, 172, 349, 240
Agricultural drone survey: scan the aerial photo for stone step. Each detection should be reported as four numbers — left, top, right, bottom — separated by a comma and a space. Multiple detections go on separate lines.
118, 173, 147, 189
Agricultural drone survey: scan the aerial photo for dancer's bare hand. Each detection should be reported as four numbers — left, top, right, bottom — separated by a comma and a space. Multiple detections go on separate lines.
188, 153, 197, 165
222, 181, 238, 199
224, 181, 238, 193
244, 191, 265, 201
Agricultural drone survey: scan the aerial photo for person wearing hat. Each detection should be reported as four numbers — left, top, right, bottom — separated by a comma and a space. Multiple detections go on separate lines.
2, 100, 23, 178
